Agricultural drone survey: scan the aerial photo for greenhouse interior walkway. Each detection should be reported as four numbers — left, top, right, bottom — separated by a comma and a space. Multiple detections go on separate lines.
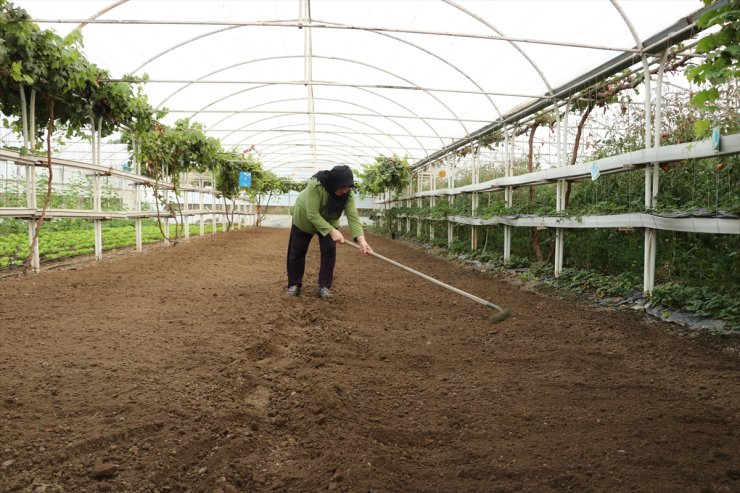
0, 227, 738, 492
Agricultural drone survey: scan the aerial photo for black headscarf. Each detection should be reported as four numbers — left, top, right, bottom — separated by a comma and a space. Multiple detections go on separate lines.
313, 165, 355, 214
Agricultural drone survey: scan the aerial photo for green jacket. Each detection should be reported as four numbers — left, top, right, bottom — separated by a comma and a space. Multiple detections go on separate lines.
292, 178, 364, 239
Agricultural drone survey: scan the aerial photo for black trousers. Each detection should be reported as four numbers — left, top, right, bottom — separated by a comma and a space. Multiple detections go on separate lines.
286, 224, 336, 289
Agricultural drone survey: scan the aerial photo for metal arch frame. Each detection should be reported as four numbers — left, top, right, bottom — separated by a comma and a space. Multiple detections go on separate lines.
442, 0, 554, 99
129, 24, 247, 74
230, 113, 419, 160
155, 54, 470, 135
235, 127, 391, 161
72, 0, 129, 32
264, 153, 366, 168
169, 108, 488, 123
228, 120, 400, 157
122, 16, 488, 148
257, 134, 377, 156
196, 84, 445, 152
247, 134, 388, 163
256, 135, 400, 159
263, 149, 367, 167
47, 18, 644, 54
230, 122, 429, 160
349, 86, 443, 153
415, 1, 723, 169
123, 17, 500, 124
197, 95, 424, 157
230, 115, 411, 159
369, 27, 502, 120
301, 0, 317, 169
60, 0, 720, 171
251, 139, 384, 166
116, 78, 552, 99
609, 0, 655, 294
265, 149, 390, 159
209, 96, 423, 151
266, 142, 429, 153
609, 0, 651, 147
206, 128, 462, 140
242, 129, 415, 155
267, 158, 357, 172
266, 155, 370, 166
223, 114, 395, 156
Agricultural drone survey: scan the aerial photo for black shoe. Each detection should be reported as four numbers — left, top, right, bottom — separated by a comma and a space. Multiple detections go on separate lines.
286, 285, 301, 297
318, 287, 333, 298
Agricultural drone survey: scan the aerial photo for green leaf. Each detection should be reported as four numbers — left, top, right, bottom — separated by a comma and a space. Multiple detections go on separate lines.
693, 119, 711, 137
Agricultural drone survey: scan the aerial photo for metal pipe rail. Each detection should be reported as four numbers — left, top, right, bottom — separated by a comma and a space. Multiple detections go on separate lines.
0, 148, 255, 273
0, 148, 225, 196
394, 213, 740, 236
379, 134, 740, 202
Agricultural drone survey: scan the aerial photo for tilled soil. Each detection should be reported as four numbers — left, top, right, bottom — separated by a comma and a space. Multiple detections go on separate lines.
0, 227, 738, 493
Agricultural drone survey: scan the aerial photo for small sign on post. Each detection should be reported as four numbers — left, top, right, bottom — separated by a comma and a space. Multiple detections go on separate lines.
712, 127, 721, 151
239, 171, 252, 187
590, 162, 600, 181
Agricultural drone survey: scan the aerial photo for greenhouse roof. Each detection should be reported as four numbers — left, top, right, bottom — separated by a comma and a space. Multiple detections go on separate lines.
15, 0, 714, 179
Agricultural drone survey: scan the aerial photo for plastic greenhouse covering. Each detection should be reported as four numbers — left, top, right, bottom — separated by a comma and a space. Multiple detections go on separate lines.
9, 0, 716, 179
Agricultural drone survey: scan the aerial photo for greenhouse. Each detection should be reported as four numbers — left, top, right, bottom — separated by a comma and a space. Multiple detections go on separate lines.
0, 1, 738, 491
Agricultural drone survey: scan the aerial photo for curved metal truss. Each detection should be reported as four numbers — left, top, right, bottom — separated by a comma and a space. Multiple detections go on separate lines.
21, 0, 722, 177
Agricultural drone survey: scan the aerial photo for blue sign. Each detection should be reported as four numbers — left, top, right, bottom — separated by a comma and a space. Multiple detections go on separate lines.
239, 171, 252, 187
590, 162, 600, 181
712, 127, 720, 151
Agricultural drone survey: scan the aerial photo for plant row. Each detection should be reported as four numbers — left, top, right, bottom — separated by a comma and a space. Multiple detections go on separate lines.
375, 218, 739, 332
0, 220, 219, 267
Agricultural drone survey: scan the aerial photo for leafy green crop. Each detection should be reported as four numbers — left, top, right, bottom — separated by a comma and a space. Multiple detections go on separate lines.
0, 221, 217, 268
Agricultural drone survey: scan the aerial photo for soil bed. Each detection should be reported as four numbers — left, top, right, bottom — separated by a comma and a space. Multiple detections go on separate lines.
1, 227, 738, 492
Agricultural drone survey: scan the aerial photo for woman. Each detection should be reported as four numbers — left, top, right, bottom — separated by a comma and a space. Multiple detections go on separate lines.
286, 165, 372, 298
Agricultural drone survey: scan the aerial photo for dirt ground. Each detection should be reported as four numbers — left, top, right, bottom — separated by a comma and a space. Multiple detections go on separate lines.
0, 227, 738, 493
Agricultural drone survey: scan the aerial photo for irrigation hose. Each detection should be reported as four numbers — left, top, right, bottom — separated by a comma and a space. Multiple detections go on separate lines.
344, 240, 512, 323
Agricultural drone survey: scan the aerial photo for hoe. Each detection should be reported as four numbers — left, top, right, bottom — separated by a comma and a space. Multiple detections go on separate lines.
345, 241, 512, 323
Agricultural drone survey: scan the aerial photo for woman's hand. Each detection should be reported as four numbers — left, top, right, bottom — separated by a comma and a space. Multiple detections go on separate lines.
356, 236, 373, 255
330, 228, 345, 244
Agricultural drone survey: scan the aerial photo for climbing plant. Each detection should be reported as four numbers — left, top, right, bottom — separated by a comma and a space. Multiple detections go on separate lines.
686, 0, 740, 135
214, 151, 266, 230
358, 155, 411, 236
126, 118, 223, 240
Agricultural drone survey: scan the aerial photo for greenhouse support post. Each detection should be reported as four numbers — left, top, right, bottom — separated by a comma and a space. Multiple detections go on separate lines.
26, 160, 40, 273
614, 5, 659, 295
93, 173, 103, 260
405, 180, 414, 235
429, 169, 434, 240
134, 183, 143, 251
471, 149, 480, 250
92, 120, 103, 262
163, 186, 170, 246
163, 216, 170, 246
213, 171, 219, 235
447, 156, 454, 247
199, 191, 205, 237
503, 129, 512, 263
554, 100, 568, 277
132, 136, 143, 252
184, 191, 190, 240
396, 191, 402, 237
652, 51, 669, 208
642, 53, 656, 295
416, 171, 422, 237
